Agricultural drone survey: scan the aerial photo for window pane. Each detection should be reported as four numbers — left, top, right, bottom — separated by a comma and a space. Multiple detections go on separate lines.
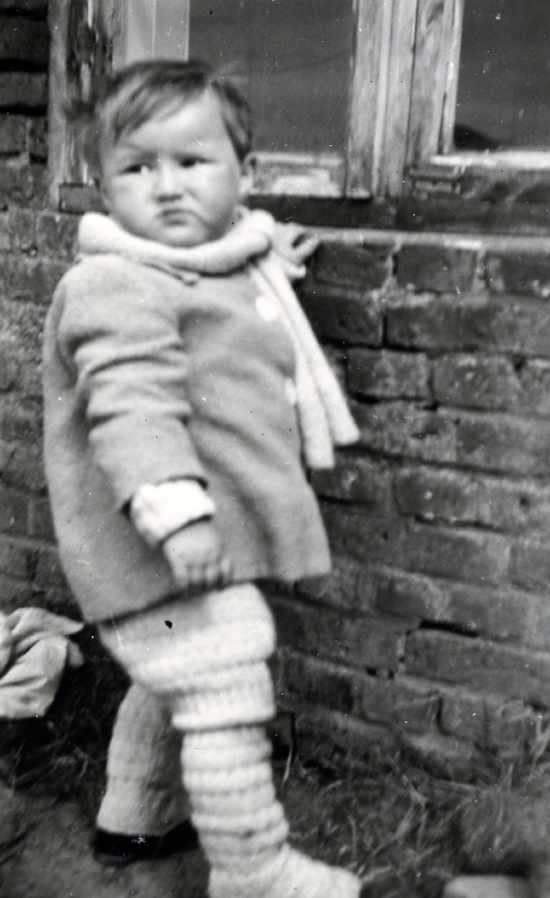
189, 0, 355, 155
123, 0, 189, 61
456, 0, 550, 149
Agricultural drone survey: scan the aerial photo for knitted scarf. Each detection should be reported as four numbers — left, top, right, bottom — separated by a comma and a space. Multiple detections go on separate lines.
77, 209, 359, 470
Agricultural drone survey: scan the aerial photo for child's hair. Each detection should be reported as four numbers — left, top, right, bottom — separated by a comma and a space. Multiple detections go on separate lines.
71, 58, 252, 175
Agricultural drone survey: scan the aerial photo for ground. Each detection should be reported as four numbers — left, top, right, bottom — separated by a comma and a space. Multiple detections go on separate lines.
0, 634, 541, 898
0, 758, 459, 898
0, 721, 484, 898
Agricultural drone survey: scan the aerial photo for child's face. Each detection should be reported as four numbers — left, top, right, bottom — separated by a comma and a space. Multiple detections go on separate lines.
100, 91, 250, 247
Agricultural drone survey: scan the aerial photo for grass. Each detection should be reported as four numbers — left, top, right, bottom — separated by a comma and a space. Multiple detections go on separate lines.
2, 631, 550, 897
279, 750, 474, 898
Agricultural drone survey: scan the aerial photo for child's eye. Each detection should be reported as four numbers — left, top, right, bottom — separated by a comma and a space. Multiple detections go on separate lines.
122, 162, 152, 175
178, 157, 202, 168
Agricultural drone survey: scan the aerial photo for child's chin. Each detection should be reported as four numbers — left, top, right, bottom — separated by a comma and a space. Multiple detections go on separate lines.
160, 226, 205, 248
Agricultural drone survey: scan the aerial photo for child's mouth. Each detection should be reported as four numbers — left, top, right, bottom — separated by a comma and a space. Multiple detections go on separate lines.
159, 209, 192, 224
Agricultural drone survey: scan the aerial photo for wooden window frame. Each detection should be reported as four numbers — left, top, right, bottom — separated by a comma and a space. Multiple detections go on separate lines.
51, 0, 545, 218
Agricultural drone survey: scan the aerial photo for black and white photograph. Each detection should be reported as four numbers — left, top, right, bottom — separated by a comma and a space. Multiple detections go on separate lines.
2, 3, 550, 897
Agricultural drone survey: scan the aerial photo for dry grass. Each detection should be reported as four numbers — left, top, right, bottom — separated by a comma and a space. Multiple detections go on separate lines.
278, 750, 472, 898
2, 633, 550, 897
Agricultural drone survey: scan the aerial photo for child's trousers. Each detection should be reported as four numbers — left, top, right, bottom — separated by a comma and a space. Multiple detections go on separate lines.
98, 583, 360, 898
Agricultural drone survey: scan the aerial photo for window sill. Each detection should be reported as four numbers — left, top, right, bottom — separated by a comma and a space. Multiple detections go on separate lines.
411, 151, 550, 199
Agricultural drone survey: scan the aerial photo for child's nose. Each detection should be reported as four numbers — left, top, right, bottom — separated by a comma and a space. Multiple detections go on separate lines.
152, 161, 183, 198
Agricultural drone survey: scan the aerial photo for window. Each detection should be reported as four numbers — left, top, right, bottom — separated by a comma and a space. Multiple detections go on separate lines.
50, 0, 550, 219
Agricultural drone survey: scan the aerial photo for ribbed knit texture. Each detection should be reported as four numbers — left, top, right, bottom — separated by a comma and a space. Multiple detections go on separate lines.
99, 584, 360, 898
97, 683, 189, 836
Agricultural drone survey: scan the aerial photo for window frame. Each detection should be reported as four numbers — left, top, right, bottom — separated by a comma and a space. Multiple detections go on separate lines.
51, 0, 546, 219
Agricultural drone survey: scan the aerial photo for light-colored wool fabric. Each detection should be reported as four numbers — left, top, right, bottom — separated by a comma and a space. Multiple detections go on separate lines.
97, 683, 189, 836
99, 584, 360, 898
78, 208, 359, 470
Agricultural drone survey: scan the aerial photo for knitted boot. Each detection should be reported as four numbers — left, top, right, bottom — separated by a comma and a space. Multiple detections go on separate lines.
181, 725, 360, 898
97, 682, 189, 836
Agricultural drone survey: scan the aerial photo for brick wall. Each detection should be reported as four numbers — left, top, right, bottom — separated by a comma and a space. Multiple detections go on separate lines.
0, 0, 76, 614
273, 231, 550, 779
3, 4, 550, 781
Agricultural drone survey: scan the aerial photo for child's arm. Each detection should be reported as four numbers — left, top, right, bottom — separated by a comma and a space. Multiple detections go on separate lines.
56, 259, 232, 594
129, 479, 232, 592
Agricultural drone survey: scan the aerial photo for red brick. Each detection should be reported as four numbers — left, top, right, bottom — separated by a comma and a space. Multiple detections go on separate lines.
0, 113, 26, 153
322, 505, 405, 569
28, 115, 46, 159
433, 354, 520, 411
298, 284, 384, 346
0, 213, 10, 249
0, 255, 67, 303
438, 687, 486, 744
323, 506, 510, 587
0, 438, 45, 491
357, 672, 440, 734
434, 354, 550, 415
1, 296, 46, 347
352, 400, 457, 464
394, 466, 482, 524
393, 465, 550, 534
509, 538, 550, 593
0, 571, 32, 611
375, 568, 550, 649
0, 17, 48, 65
441, 688, 545, 752
0, 72, 47, 108
515, 360, 550, 415
348, 348, 430, 400
313, 239, 394, 290
0, 1, 47, 10
387, 294, 550, 357
0, 536, 36, 579
28, 496, 54, 540
486, 251, 550, 298
312, 456, 392, 509
399, 731, 480, 782
7, 207, 36, 251
0, 346, 18, 389
297, 553, 378, 614
272, 593, 407, 671
0, 484, 28, 535
0, 395, 42, 442
284, 657, 442, 735
278, 650, 356, 713
0, 160, 47, 207
33, 547, 68, 590
396, 244, 479, 294
399, 523, 509, 587
405, 630, 550, 705
287, 705, 397, 768
456, 413, 550, 476
36, 212, 78, 258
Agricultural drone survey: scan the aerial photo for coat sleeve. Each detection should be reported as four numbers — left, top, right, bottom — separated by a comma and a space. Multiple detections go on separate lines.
56, 257, 208, 510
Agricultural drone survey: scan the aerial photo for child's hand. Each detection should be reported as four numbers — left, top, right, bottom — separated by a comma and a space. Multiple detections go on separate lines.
161, 520, 232, 594
272, 222, 320, 280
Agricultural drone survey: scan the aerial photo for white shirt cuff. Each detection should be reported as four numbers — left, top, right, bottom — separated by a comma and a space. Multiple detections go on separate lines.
130, 480, 215, 547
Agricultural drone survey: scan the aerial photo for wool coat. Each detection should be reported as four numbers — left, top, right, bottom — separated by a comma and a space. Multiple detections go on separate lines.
42, 254, 331, 622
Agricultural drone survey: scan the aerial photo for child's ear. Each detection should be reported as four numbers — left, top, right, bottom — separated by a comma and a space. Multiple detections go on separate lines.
239, 153, 256, 198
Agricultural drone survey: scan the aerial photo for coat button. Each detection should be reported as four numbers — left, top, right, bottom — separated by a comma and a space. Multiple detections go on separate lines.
255, 294, 280, 322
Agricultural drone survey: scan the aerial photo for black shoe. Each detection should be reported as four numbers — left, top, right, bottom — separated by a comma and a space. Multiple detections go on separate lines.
92, 819, 199, 866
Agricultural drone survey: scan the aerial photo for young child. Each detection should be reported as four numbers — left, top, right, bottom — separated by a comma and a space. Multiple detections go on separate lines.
42, 59, 361, 898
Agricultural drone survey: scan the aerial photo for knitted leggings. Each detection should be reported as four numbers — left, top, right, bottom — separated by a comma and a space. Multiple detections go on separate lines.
98, 584, 360, 898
